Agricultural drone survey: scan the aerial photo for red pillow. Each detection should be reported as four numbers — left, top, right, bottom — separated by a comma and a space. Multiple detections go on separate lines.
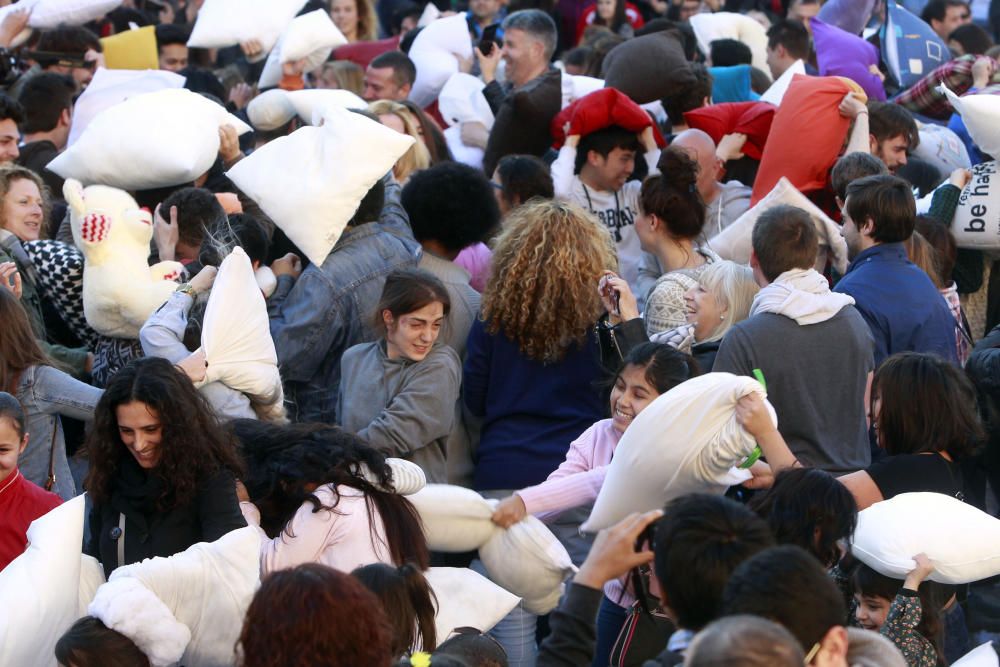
551, 87, 666, 149
751, 75, 855, 205
682, 102, 776, 160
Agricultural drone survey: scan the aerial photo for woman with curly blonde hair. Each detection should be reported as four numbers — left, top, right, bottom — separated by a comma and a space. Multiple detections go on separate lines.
368, 100, 432, 184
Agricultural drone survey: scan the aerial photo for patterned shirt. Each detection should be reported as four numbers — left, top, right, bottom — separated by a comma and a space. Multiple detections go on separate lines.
881, 591, 938, 667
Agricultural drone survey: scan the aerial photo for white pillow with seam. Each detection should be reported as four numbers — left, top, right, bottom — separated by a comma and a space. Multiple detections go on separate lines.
424, 567, 520, 647
258, 9, 348, 89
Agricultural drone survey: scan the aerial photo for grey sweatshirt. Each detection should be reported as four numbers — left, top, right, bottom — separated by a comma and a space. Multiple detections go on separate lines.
338, 341, 461, 483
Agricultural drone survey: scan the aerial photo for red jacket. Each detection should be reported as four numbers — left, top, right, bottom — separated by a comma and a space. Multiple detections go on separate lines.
0, 468, 61, 570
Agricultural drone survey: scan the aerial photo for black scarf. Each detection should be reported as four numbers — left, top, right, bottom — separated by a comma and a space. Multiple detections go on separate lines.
109, 455, 167, 543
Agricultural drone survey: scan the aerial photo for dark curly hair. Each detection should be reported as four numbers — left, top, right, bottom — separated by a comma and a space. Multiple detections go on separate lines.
402, 162, 500, 254
640, 147, 705, 240
237, 563, 394, 667
749, 468, 858, 568
231, 420, 429, 569
83, 357, 244, 509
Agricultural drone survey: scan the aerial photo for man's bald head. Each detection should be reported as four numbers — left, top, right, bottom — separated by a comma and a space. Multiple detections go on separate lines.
670, 129, 721, 201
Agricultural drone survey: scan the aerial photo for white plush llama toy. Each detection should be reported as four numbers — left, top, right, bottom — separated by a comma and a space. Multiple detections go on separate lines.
65, 179, 184, 339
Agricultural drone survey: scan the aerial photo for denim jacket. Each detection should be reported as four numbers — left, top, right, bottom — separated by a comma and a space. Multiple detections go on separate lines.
16, 364, 103, 500
268, 178, 421, 423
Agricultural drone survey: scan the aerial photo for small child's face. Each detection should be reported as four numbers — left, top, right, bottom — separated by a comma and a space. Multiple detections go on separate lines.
854, 594, 890, 631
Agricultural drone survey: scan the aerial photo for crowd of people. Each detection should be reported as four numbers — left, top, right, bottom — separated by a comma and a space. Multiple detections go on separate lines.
1, 0, 1000, 665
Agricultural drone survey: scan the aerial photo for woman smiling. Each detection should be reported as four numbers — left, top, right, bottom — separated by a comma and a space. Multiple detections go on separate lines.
338, 268, 460, 483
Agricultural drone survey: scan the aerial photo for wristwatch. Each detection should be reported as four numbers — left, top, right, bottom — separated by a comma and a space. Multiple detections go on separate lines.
175, 282, 196, 297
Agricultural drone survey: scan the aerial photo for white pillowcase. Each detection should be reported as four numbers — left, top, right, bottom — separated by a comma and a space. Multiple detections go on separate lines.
853, 492, 1000, 584
952, 161, 1000, 249
226, 105, 413, 267
424, 567, 520, 646
187, 0, 308, 60
197, 247, 283, 419
689, 12, 769, 74
78, 555, 107, 617
438, 72, 495, 129
952, 642, 999, 667
444, 124, 485, 170
940, 85, 1000, 160
287, 88, 368, 125
583, 373, 771, 532
408, 484, 499, 552
68, 68, 186, 148
106, 526, 262, 667
479, 512, 578, 615
0, 495, 89, 667
759, 59, 805, 106
50, 88, 251, 190
408, 13, 474, 107
247, 88, 298, 131
559, 71, 605, 109
361, 458, 428, 495
65, 180, 183, 338
708, 176, 849, 275
89, 578, 192, 667
915, 121, 972, 176
258, 9, 348, 89
0, 0, 121, 43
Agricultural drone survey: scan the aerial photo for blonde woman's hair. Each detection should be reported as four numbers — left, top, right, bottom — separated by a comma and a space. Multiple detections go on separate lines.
368, 100, 431, 183
356, 0, 378, 42
698, 260, 759, 343
481, 199, 618, 362
319, 60, 365, 96
0, 165, 51, 239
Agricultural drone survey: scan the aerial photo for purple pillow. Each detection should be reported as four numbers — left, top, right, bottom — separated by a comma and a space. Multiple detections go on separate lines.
816, 0, 876, 36
811, 18, 887, 102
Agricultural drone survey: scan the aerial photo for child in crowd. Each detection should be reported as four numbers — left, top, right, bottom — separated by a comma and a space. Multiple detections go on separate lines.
853, 555, 952, 667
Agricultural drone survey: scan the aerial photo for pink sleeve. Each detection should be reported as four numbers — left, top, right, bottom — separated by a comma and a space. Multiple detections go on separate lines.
254, 489, 345, 575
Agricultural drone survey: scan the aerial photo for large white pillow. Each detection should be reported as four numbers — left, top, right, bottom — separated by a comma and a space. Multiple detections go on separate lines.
0, 0, 121, 41
50, 88, 251, 190
940, 85, 1000, 159
852, 493, 1000, 585
65, 179, 183, 338
707, 176, 849, 275
444, 124, 485, 170
407, 484, 499, 552
952, 161, 1000, 249
247, 88, 298, 131
361, 457, 428, 495
689, 12, 769, 74
438, 72, 495, 129
759, 59, 805, 106
952, 642, 999, 667
560, 71, 604, 109
68, 68, 186, 148
424, 567, 520, 646
915, 121, 972, 176
105, 526, 262, 667
78, 555, 107, 617
197, 247, 283, 419
187, 0, 307, 60
258, 9, 348, 89
408, 13, 474, 108
0, 495, 89, 667
287, 88, 368, 125
226, 105, 414, 267
479, 512, 577, 615
583, 373, 771, 532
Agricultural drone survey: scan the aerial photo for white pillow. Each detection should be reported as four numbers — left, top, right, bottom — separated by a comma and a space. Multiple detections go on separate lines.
689, 12, 769, 74
479, 512, 577, 615
226, 105, 414, 267
78, 555, 107, 617
68, 68, 186, 148
407, 484, 499, 552
759, 59, 805, 106
197, 247, 283, 419
258, 9, 348, 89
89, 578, 191, 667
107, 526, 262, 667
0, 495, 89, 667
187, 0, 308, 60
559, 71, 604, 109
65, 180, 183, 338
361, 458, 428, 495
438, 72, 495, 129
424, 567, 520, 646
0, 0, 121, 36
247, 88, 297, 131
50, 88, 251, 190
915, 121, 972, 176
583, 373, 771, 532
940, 85, 1000, 159
852, 492, 1000, 584
417, 1, 441, 27
952, 161, 1000, 249
287, 88, 368, 125
708, 176, 849, 275
408, 13, 474, 108
952, 642, 999, 667
444, 124, 485, 170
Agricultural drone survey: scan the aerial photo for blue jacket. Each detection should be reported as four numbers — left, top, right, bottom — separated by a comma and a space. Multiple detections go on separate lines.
268, 179, 421, 423
834, 242, 959, 367
463, 318, 605, 491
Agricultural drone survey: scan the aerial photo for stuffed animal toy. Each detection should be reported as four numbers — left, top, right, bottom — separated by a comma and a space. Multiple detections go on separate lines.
65, 179, 183, 338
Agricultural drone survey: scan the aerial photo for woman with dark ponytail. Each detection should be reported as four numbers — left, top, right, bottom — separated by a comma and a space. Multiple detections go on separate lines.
635, 148, 720, 336
353, 562, 438, 657
232, 420, 429, 575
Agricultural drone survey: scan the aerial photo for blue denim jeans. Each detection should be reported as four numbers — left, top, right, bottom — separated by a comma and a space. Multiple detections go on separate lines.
593, 594, 629, 667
